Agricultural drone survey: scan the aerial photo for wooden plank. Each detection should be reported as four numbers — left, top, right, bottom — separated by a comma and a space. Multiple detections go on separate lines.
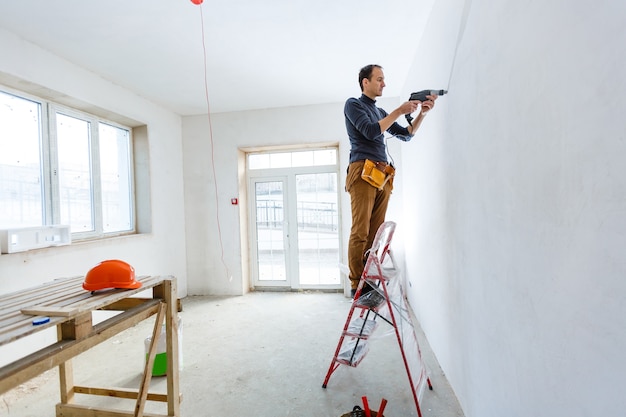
101, 298, 183, 313
60, 313, 93, 341
73, 386, 170, 403
21, 306, 80, 317
99, 298, 152, 311
0, 277, 85, 314
58, 319, 75, 405
0, 315, 68, 346
60, 276, 168, 314
56, 403, 168, 417
0, 299, 161, 395
0, 275, 164, 317
59, 360, 74, 404
0, 276, 83, 305
0, 278, 86, 333
135, 302, 166, 417
161, 279, 181, 417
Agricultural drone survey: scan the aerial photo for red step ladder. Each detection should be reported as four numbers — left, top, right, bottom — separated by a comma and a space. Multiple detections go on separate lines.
322, 221, 432, 417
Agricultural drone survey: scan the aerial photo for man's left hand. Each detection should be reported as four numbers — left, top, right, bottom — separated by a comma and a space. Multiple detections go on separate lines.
420, 94, 437, 113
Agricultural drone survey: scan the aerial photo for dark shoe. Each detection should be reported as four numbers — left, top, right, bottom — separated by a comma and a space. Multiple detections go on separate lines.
355, 288, 385, 308
351, 282, 375, 299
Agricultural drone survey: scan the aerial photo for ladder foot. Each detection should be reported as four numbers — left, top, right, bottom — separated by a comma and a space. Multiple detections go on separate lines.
322, 384, 327, 389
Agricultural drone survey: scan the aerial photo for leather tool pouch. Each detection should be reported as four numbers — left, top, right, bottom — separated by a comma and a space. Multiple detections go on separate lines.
361, 159, 395, 190
340, 406, 382, 417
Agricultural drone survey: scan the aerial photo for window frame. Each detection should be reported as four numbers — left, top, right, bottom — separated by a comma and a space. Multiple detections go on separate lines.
0, 85, 136, 241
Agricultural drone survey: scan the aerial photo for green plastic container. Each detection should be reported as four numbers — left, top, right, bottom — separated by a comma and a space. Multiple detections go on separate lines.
149, 351, 168, 376
144, 316, 183, 377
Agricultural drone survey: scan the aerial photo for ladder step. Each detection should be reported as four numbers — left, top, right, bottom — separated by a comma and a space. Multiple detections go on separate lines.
337, 339, 369, 367
354, 291, 385, 309
346, 317, 378, 339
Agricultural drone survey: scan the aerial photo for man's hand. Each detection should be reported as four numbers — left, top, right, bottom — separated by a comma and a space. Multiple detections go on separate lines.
381, 94, 438, 134
419, 94, 437, 113
405, 94, 437, 134
398, 100, 420, 115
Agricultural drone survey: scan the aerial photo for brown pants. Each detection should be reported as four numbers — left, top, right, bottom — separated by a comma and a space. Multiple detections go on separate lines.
346, 160, 393, 289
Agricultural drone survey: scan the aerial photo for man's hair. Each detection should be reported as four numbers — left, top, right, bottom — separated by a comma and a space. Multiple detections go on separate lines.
358, 64, 382, 91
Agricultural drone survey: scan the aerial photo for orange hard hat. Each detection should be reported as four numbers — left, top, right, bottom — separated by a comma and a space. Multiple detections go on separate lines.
83, 259, 142, 292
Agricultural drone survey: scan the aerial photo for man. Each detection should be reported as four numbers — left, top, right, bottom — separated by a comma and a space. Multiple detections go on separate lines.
344, 64, 436, 298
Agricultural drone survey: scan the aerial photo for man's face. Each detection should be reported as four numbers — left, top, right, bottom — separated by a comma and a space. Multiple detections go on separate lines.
363, 67, 386, 98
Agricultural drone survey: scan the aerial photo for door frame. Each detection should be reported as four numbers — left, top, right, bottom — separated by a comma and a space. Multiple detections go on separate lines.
244, 146, 343, 291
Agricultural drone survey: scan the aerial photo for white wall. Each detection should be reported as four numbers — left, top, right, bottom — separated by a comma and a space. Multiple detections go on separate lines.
0, 28, 189, 296
400, 1, 626, 416
182, 103, 350, 295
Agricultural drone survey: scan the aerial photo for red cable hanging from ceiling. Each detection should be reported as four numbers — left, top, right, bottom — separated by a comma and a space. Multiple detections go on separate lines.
193, 0, 232, 282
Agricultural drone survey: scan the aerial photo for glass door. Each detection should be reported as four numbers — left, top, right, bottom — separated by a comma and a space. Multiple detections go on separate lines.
251, 178, 290, 287
295, 172, 340, 287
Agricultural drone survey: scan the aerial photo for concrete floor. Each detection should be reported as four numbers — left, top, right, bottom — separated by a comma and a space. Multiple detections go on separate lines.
0, 292, 464, 417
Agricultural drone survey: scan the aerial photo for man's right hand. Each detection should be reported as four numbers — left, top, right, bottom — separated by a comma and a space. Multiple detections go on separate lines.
398, 100, 420, 115
380, 101, 421, 133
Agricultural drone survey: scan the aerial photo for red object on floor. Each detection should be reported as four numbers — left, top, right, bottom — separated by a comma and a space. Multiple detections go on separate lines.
378, 398, 388, 416
362, 396, 371, 417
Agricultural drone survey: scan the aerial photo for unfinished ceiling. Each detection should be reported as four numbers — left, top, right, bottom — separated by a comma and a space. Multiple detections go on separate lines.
0, 0, 433, 116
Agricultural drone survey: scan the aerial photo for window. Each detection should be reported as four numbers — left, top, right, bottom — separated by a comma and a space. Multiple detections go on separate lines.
55, 112, 95, 233
0, 91, 44, 227
99, 123, 133, 233
248, 149, 337, 170
0, 88, 135, 239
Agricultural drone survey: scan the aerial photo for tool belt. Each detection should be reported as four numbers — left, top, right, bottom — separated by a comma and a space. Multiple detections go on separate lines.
361, 159, 395, 190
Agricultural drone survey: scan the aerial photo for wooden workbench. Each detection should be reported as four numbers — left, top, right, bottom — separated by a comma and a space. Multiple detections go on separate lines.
0, 275, 181, 417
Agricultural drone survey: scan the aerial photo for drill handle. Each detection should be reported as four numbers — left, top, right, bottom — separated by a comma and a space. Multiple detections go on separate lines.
405, 89, 447, 125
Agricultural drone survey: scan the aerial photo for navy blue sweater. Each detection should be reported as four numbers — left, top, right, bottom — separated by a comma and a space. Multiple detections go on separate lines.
344, 94, 412, 164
